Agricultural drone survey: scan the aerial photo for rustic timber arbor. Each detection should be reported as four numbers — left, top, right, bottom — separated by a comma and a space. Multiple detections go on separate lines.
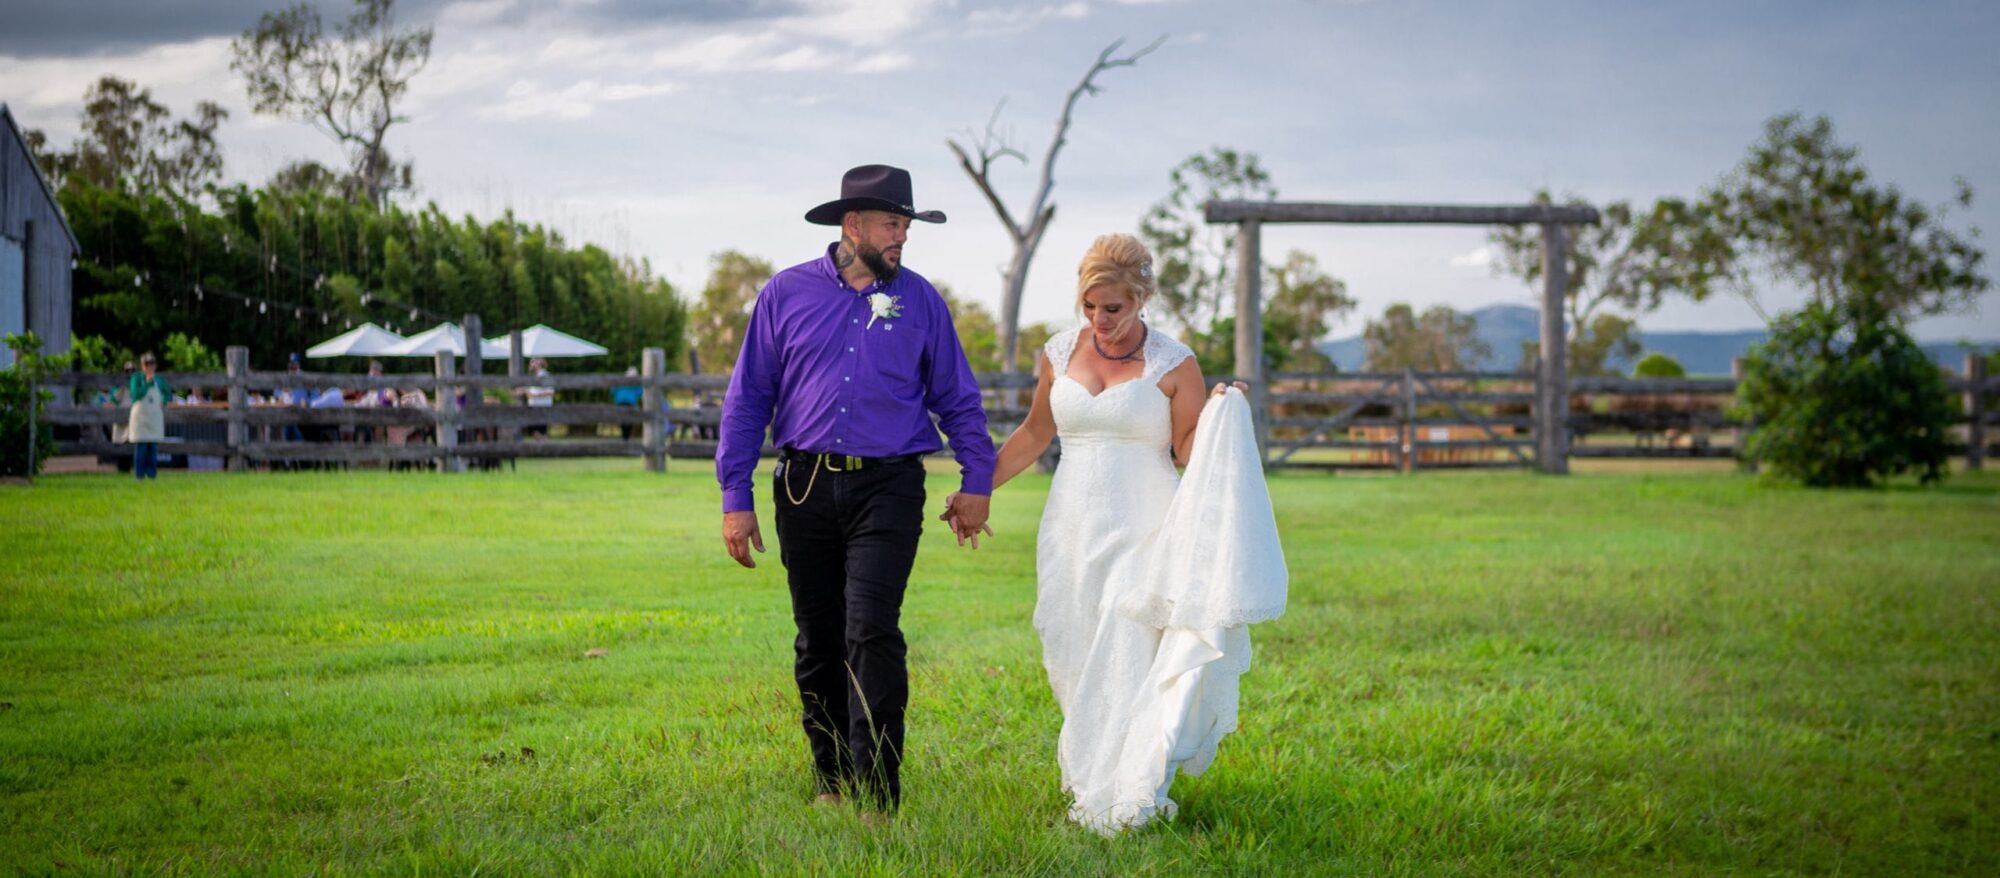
1205, 200, 1601, 474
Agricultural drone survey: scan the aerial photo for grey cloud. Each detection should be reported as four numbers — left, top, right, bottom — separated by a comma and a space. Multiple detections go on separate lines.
0, 0, 450, 58
0, 0, 801, 59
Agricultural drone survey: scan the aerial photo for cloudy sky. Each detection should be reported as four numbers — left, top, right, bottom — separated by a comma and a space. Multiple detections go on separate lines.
4, 0, 1997, 342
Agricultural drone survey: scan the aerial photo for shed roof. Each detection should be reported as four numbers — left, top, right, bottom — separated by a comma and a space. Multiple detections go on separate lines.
0, 103, 81, 252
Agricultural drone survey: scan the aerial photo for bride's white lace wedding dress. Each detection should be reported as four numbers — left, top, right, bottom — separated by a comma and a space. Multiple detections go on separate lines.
1034, 326, 1287, 835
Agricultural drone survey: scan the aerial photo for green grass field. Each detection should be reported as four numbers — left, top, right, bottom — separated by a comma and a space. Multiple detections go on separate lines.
3, 462, 1997, 875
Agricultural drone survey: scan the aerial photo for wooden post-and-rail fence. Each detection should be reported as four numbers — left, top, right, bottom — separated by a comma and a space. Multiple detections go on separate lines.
31, 350, 1998, 474
42, 344, 727, 470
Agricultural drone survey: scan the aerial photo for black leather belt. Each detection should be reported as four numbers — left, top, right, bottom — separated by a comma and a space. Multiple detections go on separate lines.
779, 448, 922, 471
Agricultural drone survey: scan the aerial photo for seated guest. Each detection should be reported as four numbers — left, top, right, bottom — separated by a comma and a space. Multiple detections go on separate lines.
517, 357, 555, 439
365, 360, 397, 407
353, 360, 397, 444
277, 353, 309, 444
275, 353, 310, 406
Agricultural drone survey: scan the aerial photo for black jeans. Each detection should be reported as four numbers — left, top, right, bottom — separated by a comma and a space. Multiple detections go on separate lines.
771, 455, 926, 810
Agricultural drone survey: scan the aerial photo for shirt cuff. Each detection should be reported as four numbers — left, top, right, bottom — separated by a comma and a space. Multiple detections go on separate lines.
722, 487, 755, 514
958, 471, 993, 497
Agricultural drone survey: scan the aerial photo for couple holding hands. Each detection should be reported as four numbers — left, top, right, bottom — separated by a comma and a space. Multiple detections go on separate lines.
717, 164, 1286, 833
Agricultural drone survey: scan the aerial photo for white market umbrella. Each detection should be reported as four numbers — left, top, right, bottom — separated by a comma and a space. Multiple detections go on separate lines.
484, 324, 609, 358
305, 322, 406, 358
382, 322, 511, 358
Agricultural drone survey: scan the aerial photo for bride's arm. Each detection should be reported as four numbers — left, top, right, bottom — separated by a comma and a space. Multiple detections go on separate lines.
1164, 358, 1207, 467
991, 352, 1060, 491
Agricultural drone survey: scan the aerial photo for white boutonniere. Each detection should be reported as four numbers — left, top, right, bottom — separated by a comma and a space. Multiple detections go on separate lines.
867, 293, 902, 329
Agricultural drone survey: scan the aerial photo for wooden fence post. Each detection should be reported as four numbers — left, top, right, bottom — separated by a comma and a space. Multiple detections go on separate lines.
436, 351, 460, 473
1732, 357, 1757, 474
1233, 218, 1268, 465
642, 347, 665, 472
463, 314, 482, 409
506, 330, 524, 446
1536, 222, 1570, 474
226, 346, 248, 472
24, 370, 36, 484
1402, 368, 1417, 474
1967, 353, 1987, 472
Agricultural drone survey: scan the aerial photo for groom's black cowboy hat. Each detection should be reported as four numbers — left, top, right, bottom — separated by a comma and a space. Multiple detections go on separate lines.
804, 164, 947, 226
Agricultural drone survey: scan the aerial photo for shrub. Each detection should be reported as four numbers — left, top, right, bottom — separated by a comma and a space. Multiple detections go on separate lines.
1632, 352, 1687, 379
1, 333, 57, 478
1735, 302, 1951, 486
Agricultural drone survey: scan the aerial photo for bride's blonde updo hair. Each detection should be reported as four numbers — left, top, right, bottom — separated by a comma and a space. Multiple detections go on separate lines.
1075, 233, 1157, 312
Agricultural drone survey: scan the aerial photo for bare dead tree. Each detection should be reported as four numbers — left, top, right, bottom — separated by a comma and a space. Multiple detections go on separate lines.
231, 0, 432, 209
948, 36, 1163, 374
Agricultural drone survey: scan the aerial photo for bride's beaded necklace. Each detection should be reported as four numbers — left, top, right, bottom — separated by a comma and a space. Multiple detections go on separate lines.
1093, 323, 1147, 363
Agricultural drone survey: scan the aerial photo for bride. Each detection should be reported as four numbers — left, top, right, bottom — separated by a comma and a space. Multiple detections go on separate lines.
945, 233, 1285, 833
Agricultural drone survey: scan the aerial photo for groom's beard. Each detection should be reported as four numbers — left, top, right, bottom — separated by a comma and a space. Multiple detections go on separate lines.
858, 243, 900, 282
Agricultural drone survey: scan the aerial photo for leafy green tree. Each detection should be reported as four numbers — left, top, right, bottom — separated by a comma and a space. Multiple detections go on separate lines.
26, 76, 226, 200
1491, 193, 1704, 378
1660, 113, 1987, 485
1017, 323, 1056, 372
1632, 352, 1687, 379
1362, 303, 1490, 372
1190, 316, 1284, 379
938, 284, 999, 374
1736, 300, 1952, 486
1571, 313, 1642, 377
162, 332, 223, 372
59, 178, 686, 374
1520, 312, 1642, 378
267, 159, 350, 197
232, 0, 432, 207
1182, 250, 1352, 376
938, 285, 1056, 374
1655, 113, 1987, 320
1263, 250, 1353, 372
688, 250, 772, 375
1140, 147, 1276, 367
62, 335, 127, 373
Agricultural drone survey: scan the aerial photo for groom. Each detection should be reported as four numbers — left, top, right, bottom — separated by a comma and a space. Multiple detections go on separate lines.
717, 164, 996, 814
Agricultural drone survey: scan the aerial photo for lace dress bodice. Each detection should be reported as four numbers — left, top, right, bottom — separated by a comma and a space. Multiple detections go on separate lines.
1044, 326, 1187, 453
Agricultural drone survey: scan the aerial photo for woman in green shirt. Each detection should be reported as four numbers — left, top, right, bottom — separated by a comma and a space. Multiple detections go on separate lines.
127, 352, 172, 480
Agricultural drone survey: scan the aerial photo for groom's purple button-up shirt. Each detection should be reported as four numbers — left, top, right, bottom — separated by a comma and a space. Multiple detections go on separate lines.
716, 244, 995, 514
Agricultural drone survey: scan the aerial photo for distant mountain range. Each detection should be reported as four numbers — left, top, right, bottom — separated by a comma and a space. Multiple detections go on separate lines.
1318, 304, 1996, 375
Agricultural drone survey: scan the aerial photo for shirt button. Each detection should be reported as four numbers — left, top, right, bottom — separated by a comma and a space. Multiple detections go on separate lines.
836, 438, 844, 444
844, 376, 851, 382
852, 318, 858, 324
839, 407, 847, 413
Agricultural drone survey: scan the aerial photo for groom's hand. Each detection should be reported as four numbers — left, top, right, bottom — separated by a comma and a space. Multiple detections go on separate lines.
723, 511, 765, 569
941, 492, 994, 549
